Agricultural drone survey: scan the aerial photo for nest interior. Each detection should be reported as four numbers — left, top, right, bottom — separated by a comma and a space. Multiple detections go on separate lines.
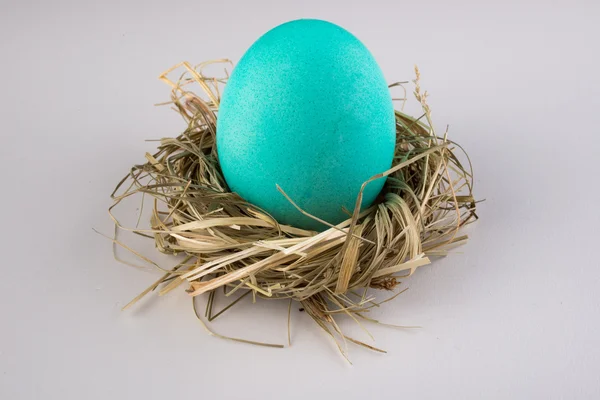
109, 60, 477, 356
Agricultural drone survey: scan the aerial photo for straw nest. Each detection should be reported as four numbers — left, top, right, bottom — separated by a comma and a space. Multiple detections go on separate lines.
109, 60, 478, 357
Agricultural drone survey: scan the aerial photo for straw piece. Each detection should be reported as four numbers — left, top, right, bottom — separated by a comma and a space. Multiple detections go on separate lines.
335, 224, 364, 294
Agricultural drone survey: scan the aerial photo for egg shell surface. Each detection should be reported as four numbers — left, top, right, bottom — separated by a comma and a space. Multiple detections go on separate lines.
217, 19, 396, 231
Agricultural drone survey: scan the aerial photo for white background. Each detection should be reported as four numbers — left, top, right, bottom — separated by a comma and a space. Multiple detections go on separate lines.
1, 0, 599, 398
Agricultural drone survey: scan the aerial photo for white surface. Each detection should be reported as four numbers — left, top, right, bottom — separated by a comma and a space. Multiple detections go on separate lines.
1, 0, 599, 398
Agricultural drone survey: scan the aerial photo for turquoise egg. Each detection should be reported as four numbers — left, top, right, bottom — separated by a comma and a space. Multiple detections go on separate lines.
216, 19, 395, 231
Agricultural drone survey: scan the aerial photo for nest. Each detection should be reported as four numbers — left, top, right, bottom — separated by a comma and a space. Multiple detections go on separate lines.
109, 60, 477, 358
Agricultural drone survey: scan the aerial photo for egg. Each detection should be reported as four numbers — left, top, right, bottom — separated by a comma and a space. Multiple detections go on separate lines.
216, 19, 396, 231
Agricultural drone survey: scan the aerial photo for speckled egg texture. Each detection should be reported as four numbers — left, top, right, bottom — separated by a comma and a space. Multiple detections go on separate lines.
216, 19, 396, 231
